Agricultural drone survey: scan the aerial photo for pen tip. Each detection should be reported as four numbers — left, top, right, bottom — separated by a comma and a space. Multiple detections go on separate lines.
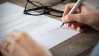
60, 25, 62, 27
60, 23, 64, 27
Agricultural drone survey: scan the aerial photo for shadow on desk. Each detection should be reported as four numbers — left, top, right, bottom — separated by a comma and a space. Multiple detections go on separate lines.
0, 52, 3, 56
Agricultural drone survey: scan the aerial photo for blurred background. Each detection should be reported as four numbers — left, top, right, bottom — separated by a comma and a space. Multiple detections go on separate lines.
0, 0, 76, 19
0, 0, 99, 19
1, 0, 99, 9
0, 0, 99, 56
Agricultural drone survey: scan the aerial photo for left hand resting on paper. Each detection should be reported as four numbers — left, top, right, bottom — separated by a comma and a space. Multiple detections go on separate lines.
0, 30, 52, 56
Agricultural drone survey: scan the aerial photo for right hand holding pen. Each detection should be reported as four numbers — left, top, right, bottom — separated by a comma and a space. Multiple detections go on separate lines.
62, 3, 99, 31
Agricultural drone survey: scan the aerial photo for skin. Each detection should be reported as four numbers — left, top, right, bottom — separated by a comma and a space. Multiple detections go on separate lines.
62, 3, 99, 31
0, 30, 52, 56
0, 3, 99, 56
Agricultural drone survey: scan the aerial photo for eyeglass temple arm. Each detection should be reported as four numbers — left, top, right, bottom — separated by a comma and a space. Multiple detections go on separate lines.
25, 0, 63, 13
46, 7, 63, 13
25, 7, 44, 11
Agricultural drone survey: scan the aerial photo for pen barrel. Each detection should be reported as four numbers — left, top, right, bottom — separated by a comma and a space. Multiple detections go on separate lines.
68, 0, 84, 14
67, 0, 84, 25
60, 0, 84, 27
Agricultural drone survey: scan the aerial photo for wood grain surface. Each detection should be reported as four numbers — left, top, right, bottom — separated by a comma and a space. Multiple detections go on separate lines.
0, 0, 99, 56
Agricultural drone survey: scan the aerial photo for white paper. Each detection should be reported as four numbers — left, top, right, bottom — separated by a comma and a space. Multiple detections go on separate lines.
0, 2, 79, 49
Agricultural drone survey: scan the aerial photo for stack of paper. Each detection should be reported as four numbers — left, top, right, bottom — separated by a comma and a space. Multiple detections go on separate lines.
0, 2, 79, 49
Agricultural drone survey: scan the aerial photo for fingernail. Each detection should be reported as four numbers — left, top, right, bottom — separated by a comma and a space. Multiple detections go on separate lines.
77, 27, 81, 32
71, 24, 74, 29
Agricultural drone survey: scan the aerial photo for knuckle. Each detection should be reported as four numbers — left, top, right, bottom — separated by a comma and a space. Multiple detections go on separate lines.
15, 31, 26, 37
65, 3, 69, 7
18, 32, 26, 36
12, 31, 27, 41
4, 35, 14, 43
64, 5, 67, 8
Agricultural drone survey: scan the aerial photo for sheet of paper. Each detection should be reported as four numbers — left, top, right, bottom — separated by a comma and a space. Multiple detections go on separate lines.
0, 2, 79, 49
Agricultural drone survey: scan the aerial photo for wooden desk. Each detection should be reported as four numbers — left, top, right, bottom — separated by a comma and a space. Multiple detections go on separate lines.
50, 28, 99, 56
0, 1, 99, 56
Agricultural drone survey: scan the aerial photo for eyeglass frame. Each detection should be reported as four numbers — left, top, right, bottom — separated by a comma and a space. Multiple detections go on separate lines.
23, 0, 64, 17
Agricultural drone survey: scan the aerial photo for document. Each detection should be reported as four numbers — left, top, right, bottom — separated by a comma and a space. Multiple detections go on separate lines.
0, 2, 79, 49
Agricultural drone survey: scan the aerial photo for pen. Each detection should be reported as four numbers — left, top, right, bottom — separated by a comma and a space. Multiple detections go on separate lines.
60, 0, 84, 27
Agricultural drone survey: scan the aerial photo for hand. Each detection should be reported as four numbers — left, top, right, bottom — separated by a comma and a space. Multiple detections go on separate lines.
62, 3, 99, 31
0, 30, 52, 56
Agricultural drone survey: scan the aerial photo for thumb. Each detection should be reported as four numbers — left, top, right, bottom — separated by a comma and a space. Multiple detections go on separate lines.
62, 14, 84, 23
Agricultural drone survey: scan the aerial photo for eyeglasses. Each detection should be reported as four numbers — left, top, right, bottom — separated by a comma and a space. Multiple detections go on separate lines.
24, 0, 64, 17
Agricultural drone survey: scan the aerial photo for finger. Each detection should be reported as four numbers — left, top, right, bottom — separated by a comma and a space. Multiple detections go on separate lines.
62, 14, 84, 23
11, 30, 38, 55
76, 8, 81, 13
1, 35, 16, 53
11, 30, 52, 56
0, 35, 15, 56
11, 30, 27, 39
63, 3, 75, 16
71, 24, 77, 30
11, 30, 34, 47
0, 41, 9, 56
67, 23, 72, 28
70, 24, 75, 29
73, 25, 78, 30
68, 21, 83, 30
76, 26, 81, 32
12, 42, 31, 56
63, 3, 81, 16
